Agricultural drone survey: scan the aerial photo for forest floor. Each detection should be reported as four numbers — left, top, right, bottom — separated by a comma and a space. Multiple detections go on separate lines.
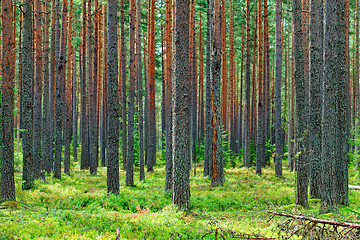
1, 152, 360, 239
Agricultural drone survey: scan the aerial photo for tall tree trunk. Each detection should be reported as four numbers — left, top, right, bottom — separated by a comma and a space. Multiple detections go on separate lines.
243, 0, 252, 168
22, 0, 34, 190
198, 13, 204, 144
33, 0, 43, 179
221, 0, 227, 135
64, 0, 73, 175
255, 0, 264, 175
229, 0, 236, 154
274, 0, 283, 177
239, 21, 245, 152
80, 0, 89, 170
204, 0, 214, 177
126, 0, 136, 186
293, 0, 309, 208
136, 0, 145, 181
101, 4, 108, 167
120, 0, 127, 170
42, 0, 50, 174
1, 0, 16, 201
355, 0, 359, 171
90, 0, 99, 175
54, 0, 68, 179
211, 0, 224, 187
72, 45, 78, 163
147, 0, 156, 172
107, 0, 120, 195
309, 0, 323, 199
173, 0, 191, 209
165, 0, 173, 189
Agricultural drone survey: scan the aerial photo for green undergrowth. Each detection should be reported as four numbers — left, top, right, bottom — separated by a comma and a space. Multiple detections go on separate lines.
1, 157, 360, 239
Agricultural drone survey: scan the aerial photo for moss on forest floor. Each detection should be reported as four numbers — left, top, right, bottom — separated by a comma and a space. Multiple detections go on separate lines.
1, 153, 360, 239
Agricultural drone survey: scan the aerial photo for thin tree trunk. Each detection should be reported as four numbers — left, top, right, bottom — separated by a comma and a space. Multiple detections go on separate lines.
54, 0, 68, 179
293, 0, 309, 208
126, 0, 136, 186
255, 0, 264, 175
1, 0, 16, 201
136, 0, 145, 181
42, 0, 50, 174
120, 0, 127, 170
309, 0, 323, 199
107, 0, 120, 195
22, 0, 34, 189
101, 4, 108, 167
274, 0, 283, 177
33, 0, 43, 179
244, 0, 252, 168
147, 0, 156, 172
211, 0, 224, 187
165, 0, 173, 189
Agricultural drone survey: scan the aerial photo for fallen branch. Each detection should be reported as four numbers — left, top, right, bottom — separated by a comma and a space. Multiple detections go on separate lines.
268, 211, 360, 229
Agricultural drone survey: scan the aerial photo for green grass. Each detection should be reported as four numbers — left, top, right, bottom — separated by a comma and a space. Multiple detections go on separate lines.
1, 153, 360, 239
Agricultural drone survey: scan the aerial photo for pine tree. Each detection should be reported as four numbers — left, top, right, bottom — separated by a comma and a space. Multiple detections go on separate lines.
107, 0, 120, 195
1, 0, 16, 202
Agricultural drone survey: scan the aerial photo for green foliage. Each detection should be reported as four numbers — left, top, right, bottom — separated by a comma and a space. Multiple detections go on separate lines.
2, 155, 360, 239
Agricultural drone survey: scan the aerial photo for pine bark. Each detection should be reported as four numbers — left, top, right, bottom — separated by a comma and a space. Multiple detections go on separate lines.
136, 0, 145, 181
107, 0, 120, 194
22, 0, 34, 190
293, 0, 309, 208
80, 0, 89, 170
42, 0, 51, 174
322, 0, 349, 210
101, 4, 108, 167
147, 0, 156, 172
243, 0, 251, 168
274, 0, 283, 177
33, 0, 43, 179
165, 0, 173, 190
120, 0, 127, 170
126, 0, 136, 186
198, 13, 204, 144
309, 0, 323, 199
173, 0, 191, 209
229, 0, 236, 154
64, 0, 73, 175
1, 0, 16, 201
256, 0, 264, 175
211, 0, 224, 187
204, 0, 214, 177
54, 0, 68, 179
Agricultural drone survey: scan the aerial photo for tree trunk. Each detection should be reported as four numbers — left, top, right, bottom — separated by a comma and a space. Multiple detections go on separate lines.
173, 0, 191, 209
309, 0, 323, 199
204, 0, 214, 177
165, 0, 173, 190
136, 0, 145, 181
107, 0, 120, 195
274, 0, 282, 177
293, 0, 309, 208
126, 0, 136, 186
243, 0, 252, 168
54, 0, 68, 179
101, 4, 108, 167
1, 0, 16, 201
22, 0, 34, 190
147, 0, 156, 172
255, 0, 264, 175
120, 0, 127, 171
211, 0, 224, 187
33, 0, 43, 179
81, 0, 89, 170
42, 0, 50, 174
